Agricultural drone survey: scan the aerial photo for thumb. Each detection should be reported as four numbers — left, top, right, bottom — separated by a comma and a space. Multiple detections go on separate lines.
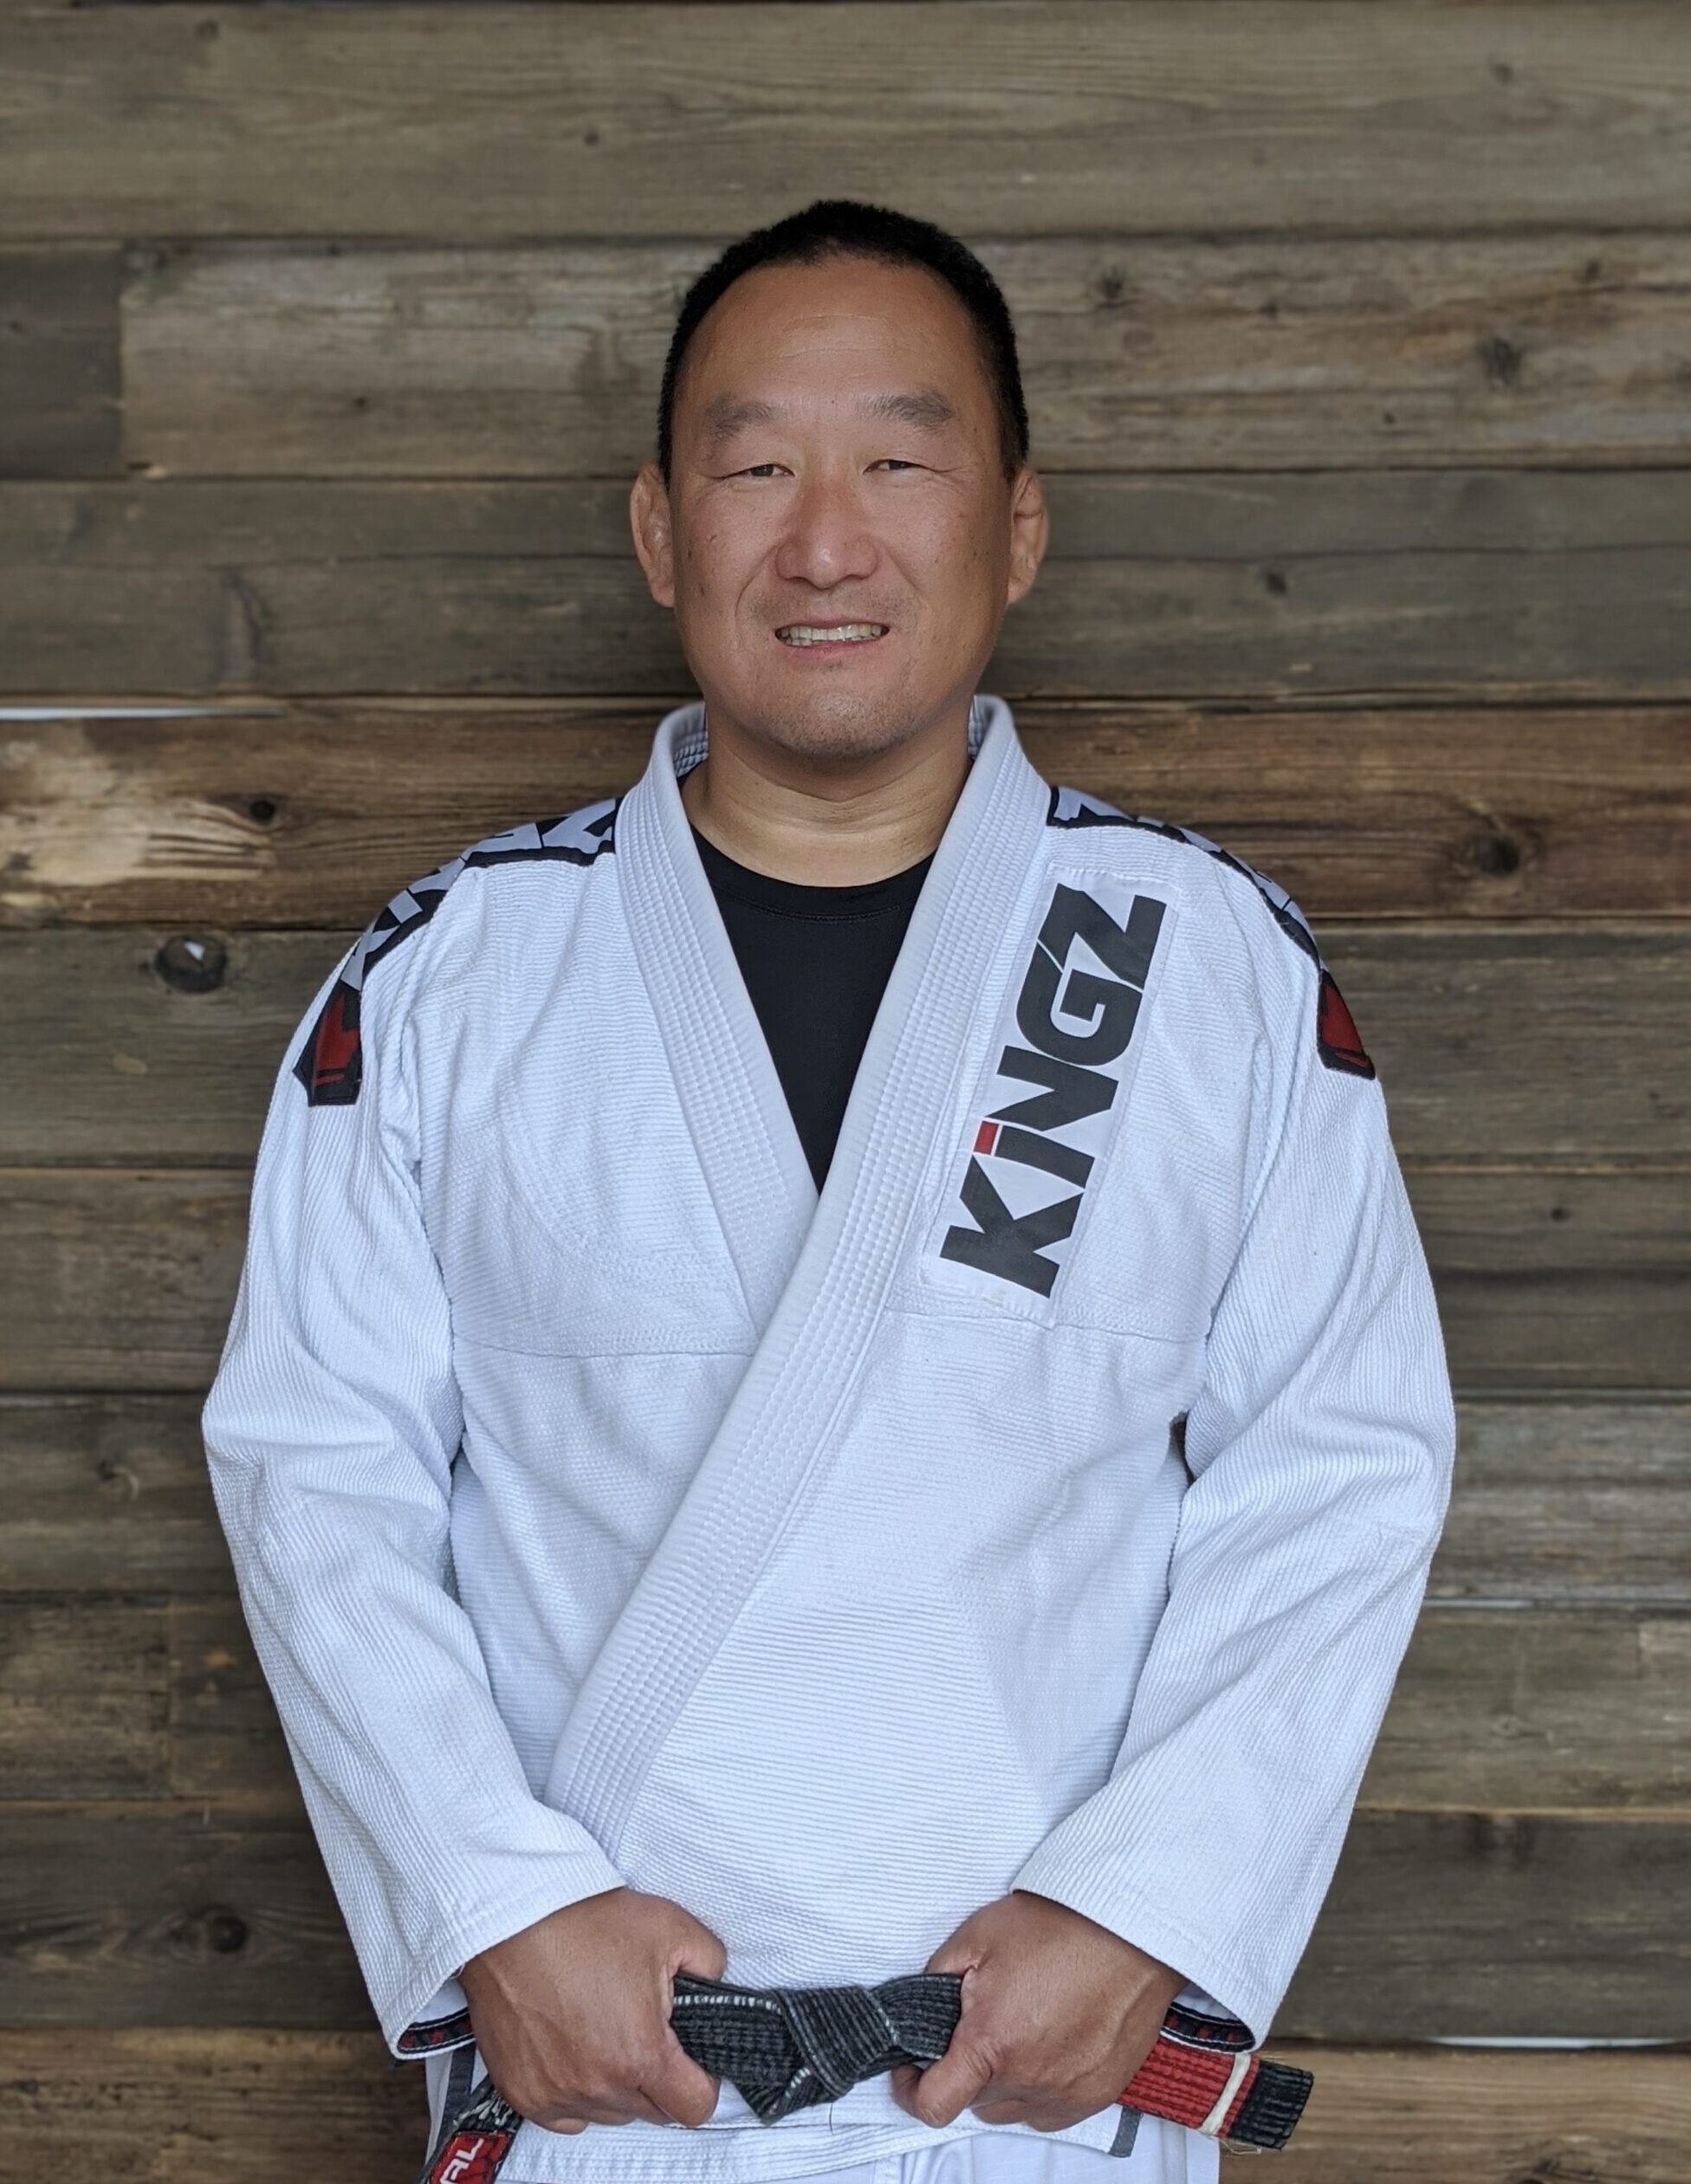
674, 1919, 729, 1984
906, 2037, 994, 2129
651, 2029, 722, 2131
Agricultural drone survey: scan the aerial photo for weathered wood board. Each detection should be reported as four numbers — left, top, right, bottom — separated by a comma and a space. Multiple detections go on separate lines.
5, 703, 1689, 928
0, 250, 119, 479
0, 2028, 425, 2184
5, 6, 1691, 240
101, 232, 1691, 478
10, 472, 1691, 696
1252, 2043, 1691, 2184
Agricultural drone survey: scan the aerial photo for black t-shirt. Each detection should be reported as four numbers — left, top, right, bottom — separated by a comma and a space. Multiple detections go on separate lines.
690, 823, 934, 1190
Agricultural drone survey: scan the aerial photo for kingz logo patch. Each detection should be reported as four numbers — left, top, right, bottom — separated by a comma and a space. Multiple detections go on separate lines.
933, 878, 1173, 1300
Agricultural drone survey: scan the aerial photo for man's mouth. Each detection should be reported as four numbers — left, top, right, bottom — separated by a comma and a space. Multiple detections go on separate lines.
774, 622, 889, 647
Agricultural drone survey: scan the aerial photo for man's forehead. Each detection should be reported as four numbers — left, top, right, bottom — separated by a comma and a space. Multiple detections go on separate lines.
677, 258, 992, 430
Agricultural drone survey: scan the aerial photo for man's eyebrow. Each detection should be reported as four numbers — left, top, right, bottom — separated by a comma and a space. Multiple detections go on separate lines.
858, 388, 959, 431
698, 395, 780, 445
696, 387, 962, 445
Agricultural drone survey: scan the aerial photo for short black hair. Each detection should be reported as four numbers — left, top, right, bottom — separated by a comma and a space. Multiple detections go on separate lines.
656, 198, 1030, 487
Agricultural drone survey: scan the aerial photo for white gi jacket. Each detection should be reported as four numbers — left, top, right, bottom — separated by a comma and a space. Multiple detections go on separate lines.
201, 694, 1456, 2184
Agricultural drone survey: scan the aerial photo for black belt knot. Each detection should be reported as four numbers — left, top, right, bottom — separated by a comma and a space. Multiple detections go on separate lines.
669, 1969, 964, 2122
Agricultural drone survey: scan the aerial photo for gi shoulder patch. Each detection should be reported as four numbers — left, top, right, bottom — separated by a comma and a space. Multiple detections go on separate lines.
1046, 783, 1376, 1079
1314, 964, 1375, 1077
293, 796, 619, 1106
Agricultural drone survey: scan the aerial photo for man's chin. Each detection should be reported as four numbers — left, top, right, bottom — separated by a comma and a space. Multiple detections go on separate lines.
712, 679, 948, 767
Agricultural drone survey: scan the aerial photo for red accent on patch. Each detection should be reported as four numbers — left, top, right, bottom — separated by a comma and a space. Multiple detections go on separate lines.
1316, 968, 1376, 1078
310, 988, 360, 1088
975, 1118, 999, 1154
424, 2127, 516, 2184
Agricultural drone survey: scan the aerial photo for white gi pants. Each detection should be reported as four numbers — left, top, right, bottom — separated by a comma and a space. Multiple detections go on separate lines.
422, 2046, 1223, 2184
748, 2133, 1224, 2184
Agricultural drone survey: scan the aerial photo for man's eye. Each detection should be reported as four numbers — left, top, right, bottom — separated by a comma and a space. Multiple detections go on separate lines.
742, 463, 787, 478
871, 459, 921, 471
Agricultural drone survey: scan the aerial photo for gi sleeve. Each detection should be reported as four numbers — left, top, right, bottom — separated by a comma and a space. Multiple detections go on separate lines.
199, 936, 626, 2060
1008, 948, 1456, 2048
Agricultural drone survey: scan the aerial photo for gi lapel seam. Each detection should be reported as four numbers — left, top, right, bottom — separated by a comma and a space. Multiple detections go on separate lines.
618, 701, 818, 1332
544, 694, 1053, 1858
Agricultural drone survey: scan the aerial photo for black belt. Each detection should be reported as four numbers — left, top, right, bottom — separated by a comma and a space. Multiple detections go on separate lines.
410, 1972, 1312, 2179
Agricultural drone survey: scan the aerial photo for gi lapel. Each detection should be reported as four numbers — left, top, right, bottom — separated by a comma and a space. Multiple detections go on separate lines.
541, 692, 1053, 1855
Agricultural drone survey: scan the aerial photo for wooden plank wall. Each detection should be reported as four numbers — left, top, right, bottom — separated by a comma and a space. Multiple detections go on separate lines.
2, 4, 1688, 2177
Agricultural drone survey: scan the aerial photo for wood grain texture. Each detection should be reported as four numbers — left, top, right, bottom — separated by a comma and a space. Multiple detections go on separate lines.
1278, 1811, 1691, 2038
1429, 1399, 1691, 1606
38, 1576, 750, 1798
0, 1170, 249, 1391
5, 702, 1689, 927
1416, 1166, 1691, 1391
0, 1394, 234, 1593
118, 230, 1691, 477
2, 922, 1683, 1165
1252, 2043, 1691, 2184
1357, 1609, 1691, 1813
0, 1595, 172, 1799
7, 1591, 1686, 1811
8, 1392, 1683, 1604
166, 1595, 298, 1804
0, 1165, 1684, 1391
12, 470, 1691, 697
0, 2030, 1685, 2184
6, 6, 1691, 240
0, 251, 119, 479
3, 1803, 1685, 2036
2, 1805, 370, 2028
0, 2027, 424, 2184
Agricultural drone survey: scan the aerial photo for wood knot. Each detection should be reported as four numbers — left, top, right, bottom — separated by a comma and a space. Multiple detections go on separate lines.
173, 1906, 249, 1956
154, 935, 228, 994
94, 1455, 141, 1500
1470, 829, 1523, 878
1477, 334, 1523, 390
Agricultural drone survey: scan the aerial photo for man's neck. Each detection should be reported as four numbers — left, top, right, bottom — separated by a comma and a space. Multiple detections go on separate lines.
679, 703, 972, 886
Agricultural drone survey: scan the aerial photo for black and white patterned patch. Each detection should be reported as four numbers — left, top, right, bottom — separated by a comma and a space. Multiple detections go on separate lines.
1046, 784, 1374, 1079
293, 797, 619, 1105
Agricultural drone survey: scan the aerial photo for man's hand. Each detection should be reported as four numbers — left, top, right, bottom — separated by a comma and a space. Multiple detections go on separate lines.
457, 1884, 727, 2135
888, 1889, 1186, 2134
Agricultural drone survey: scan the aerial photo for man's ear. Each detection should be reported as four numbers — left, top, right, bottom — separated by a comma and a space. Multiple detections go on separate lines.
1005, 463, 1049, 607
630, 461, 677, 607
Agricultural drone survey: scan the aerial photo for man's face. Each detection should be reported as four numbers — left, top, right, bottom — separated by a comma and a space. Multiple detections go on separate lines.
630, 253, 1046, 766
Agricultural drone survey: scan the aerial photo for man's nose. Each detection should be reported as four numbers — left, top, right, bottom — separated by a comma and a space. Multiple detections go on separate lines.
772, 470, 879, 587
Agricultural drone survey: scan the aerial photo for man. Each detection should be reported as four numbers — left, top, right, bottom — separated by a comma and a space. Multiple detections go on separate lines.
201, 199, 1456, 2184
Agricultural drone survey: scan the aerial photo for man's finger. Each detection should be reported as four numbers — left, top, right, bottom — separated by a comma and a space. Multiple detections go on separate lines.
906, 2042, 995, 2129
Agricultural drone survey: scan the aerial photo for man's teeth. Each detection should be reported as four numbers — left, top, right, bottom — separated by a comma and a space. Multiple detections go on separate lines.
776, 623, 887, 645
